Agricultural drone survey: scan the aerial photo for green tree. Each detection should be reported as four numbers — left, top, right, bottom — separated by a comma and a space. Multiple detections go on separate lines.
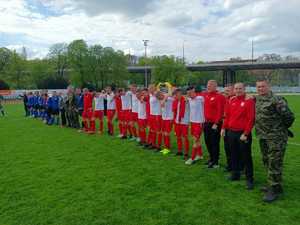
0, 47, 12, 73
67, 40, 89, 87
4, 50, 27, 89
48, 43, 68, 77
151, 55, 188, 86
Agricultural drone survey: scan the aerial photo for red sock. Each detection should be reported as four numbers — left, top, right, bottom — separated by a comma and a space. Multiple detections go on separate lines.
152, 132, 157, 146
184, 137, 189, 155
119, 122, 123, 135
108, 121, 114, 135
147, 131, 153, 144
197, 146, 203, 157
127, 123, 132, 136
177, 137, 182, 152
157, 133, 162, 148
99, 120, 103, 133
140, 128, 146, 143
90, 120, 95, 132
164, 134, 170, 149
191, 147, 197, 160
131, 125, 137, 137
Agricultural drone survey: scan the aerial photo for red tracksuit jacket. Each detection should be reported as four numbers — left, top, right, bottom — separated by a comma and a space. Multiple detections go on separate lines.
222, 95, 255, 135
203, 91, 225, 124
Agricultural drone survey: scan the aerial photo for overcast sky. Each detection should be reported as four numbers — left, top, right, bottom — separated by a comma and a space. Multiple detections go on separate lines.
0, 0, 299, 62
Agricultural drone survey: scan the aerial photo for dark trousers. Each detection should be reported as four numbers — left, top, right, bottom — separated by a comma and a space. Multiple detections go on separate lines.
227, 130, 253, 181
60, 109, 67, 126
224, 130, 232, 170
24, 104, 29, 116
204, 122, 221, 165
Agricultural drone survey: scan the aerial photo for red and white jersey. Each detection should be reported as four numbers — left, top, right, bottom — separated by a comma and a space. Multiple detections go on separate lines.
131, 93, 139, 113
94, 95, 105, 111
175, 100, 190, 125
138, 100, 147, 120
121, 92, 132, 110
149, 94, 161, 116
106, 93, 116, 110
162, 96, 174, 120
188, 96, 205, 123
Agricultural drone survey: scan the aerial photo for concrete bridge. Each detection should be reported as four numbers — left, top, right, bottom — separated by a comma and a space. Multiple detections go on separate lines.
127, 61, 300, 86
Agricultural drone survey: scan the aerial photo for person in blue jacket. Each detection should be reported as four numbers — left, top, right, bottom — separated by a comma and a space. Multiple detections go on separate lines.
47, 91, 60, 125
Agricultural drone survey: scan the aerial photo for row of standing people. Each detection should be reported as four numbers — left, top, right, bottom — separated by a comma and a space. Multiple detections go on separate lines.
23, 79, 294, 203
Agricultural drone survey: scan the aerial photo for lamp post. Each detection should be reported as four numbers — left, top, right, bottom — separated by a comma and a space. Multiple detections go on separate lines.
143, 40, 149, 87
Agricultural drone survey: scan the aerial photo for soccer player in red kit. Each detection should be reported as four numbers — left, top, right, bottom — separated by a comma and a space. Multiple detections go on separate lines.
172, 88, 190, 160
158, 91, 174, 152
120, 88, 132, 139
147, 84, 162, 150
105, 86, 116, 136
115, 89, 124, 138
203, 80, 225, 168
185, 86, 205, 165
129, 84, 139, 141
94, 90, 105, 134
221, 82, 255, 190
82, 88, 95, 134
137, 89, 148, 145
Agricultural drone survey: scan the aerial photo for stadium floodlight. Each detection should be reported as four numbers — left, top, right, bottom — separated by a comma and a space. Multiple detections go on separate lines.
143, 40, 149, 87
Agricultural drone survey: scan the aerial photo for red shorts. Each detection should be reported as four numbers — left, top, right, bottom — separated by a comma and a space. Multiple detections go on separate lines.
149, 115, 162, 132
190, 123, 203, 139
82, 108, 94, 120
138, 119, 147, 128
131, 112, 138, 122
175, 123, 189, 137
94, 110, 104, 120
107, 109, 115, 121
117, 110, 124, 121
123, 110, 131, 122
162, 120, 173, 133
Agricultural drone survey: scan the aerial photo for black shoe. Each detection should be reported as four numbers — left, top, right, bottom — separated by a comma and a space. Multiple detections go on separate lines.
228, 175, 240, 181
184, 154, 189, 160
261, 185, 283, 194
155, 147, 161, 152
263, 189, 279, 203
176, 152, 183, 156
205, 160, 211, 165
143, 144, 151, 149
224, 166, 232, 173
260, 186, 268, 193
148, 145, 156, 150
121, 136, 127, 139
246, 180, 254, 190
208, 162, 219, 169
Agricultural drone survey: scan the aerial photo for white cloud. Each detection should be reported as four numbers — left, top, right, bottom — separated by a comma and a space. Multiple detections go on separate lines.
0, 0, 300, 61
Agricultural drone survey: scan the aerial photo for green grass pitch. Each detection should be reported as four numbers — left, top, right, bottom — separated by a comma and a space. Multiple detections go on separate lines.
0, 96, 299, 225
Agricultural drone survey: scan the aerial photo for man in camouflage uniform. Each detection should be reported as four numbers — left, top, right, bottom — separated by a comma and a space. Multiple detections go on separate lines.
255, 80, 295, 203
66, 86, 80, 129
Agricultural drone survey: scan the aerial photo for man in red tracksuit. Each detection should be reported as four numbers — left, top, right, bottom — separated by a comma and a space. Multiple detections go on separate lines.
82, 88, 95, 134
203, 80, 225, 168
223, 84, 235, 172
221, 82, 255, 190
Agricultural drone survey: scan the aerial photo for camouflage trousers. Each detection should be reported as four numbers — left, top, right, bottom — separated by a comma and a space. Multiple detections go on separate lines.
66, 108, 80, 129
259, 138, 287, 189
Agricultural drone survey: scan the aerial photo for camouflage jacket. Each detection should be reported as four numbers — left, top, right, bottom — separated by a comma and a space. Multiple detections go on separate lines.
255, 92, 294, 140
66, 93, 76, 110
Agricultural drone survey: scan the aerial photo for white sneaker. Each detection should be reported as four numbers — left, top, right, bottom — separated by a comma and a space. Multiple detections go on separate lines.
130, 137, 136, 141
136, 138, 141, 143
185, 158, 195, 165
117, 134, 123, 138
195, 155, 204, 161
